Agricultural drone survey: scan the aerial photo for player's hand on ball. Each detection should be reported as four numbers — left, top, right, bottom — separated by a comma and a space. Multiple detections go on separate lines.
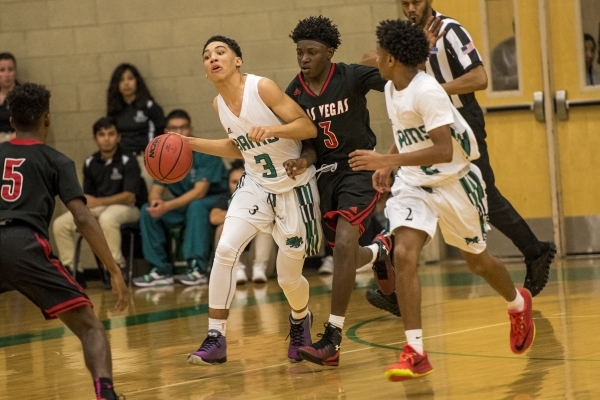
283, 158, 308, 180
248, 126, 274, 142
349, 149, 389, 171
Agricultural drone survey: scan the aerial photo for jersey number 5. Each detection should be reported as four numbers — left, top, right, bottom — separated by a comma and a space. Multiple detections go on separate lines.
319, 121, 339, 149
1, 158, 25, 202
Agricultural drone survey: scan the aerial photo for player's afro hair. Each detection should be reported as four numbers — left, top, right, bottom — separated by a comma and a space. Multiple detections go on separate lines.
290, 15, 341, 49
203, 35, 243, 59
376, 19, 430, 67
6, 83, 50, 130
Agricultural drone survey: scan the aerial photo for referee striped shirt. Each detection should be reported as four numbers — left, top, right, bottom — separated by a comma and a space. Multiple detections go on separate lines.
425, 10, 484, 109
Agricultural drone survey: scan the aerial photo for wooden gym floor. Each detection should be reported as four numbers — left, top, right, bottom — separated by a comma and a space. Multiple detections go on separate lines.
1, 257, 599, 399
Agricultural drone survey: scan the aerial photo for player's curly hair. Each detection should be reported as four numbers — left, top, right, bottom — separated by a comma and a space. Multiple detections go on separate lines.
6, 83, 50, 130
204, 35, 243, 59
289, 15, 341, 49
376, 19, 429, 67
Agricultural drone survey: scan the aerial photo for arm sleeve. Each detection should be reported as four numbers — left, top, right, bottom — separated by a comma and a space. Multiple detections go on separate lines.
443, 23, 484, 73
352, 64, 387, 93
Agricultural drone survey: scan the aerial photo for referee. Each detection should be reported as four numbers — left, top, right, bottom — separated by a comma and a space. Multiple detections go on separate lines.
405, 1, 556, 296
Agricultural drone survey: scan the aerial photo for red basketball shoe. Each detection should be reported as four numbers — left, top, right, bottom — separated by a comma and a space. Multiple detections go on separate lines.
509, 288, 535, 354
385, 344, 433, 382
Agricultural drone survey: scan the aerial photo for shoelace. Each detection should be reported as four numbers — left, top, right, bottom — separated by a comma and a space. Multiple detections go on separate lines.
311, 323, 339, 350
400, 350, 418, 366
287, 322, 306, 346
198, 335, 221, 352
510, 312, 526, 336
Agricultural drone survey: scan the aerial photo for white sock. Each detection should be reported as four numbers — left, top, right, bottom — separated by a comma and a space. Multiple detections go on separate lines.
506, 288, 525, 311
291, 308, 308, 322
367, 244, 379, 263
328, 314, 345, 329
208, 318, 227, 336
406, 329, 424, 355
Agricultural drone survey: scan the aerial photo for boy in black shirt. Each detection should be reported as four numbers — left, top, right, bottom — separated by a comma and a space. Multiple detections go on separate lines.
52, 117, 145, 287
0, 83, 128, 400
284, 16, 392, 366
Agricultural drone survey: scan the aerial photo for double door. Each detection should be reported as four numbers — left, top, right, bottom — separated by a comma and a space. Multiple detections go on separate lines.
440, 0, 600, 256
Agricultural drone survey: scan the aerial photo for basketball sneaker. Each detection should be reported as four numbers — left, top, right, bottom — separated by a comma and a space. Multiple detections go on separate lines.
384, 344, 433, 382
175, 269, 208, 286
365, 288, 401, 317
372, 233, 395, 295
297, 322, 342, 366
187, 329, 227, 365
235, 260, 248, 285
132, 268, 174, 287
287, 311, 312, 362
252, 263, 268, 283
318, 255, 334, 275
509, 288, 535, 354
524, 241, 556, 297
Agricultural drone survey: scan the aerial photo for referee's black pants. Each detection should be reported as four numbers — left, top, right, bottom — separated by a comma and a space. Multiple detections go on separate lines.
459, 101, 542, 261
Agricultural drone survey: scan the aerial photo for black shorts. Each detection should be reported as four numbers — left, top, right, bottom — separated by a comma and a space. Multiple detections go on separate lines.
0, 224, 92, 320
317, 168, 379, 246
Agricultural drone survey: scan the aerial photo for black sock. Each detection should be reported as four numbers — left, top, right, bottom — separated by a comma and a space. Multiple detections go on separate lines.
94, 377, 116, 400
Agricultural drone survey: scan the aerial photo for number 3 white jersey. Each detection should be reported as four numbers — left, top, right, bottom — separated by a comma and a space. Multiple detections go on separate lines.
384, 72, 479, 187
217, 74, 316, 194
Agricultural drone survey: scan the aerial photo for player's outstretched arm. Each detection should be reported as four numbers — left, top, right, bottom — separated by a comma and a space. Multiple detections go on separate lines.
283, 140, 317, 180
65, 198, 129, 311
253, 78, 317, 141
350, 126, 453, 172
175, 97, 243, 159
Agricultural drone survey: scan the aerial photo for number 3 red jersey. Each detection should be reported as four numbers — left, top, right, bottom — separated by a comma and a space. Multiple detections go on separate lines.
285, 63, 386, 169
0, 138, 84, 238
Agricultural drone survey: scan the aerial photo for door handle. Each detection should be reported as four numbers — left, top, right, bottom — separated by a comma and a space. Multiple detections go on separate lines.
482, 91, 545, 122
555, 90, 600, 121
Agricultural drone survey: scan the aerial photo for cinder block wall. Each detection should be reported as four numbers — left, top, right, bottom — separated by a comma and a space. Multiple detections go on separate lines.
0, 0, 400, 268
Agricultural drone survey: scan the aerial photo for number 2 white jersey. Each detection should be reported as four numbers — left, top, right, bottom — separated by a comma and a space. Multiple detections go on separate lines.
217, 74, 316, 194
384, 72, 479, 187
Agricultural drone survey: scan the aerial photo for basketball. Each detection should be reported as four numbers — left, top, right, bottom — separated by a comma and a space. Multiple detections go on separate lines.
144, 133, 193, 184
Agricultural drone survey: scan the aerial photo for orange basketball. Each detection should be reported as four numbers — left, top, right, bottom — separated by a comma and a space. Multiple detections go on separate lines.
144, 133, 193, 184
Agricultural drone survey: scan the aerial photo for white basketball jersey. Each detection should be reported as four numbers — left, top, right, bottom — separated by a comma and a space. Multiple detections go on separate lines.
217, 74, 316, 194
384, 72, 479, 187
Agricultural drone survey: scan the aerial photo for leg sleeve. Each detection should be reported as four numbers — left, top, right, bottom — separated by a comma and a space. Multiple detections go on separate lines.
209, 217, 257, 309
276, 250, 309, 312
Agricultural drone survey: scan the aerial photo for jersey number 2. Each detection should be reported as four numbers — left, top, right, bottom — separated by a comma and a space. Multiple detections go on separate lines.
319, 121, 339, 149
1, 158, 25, 202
